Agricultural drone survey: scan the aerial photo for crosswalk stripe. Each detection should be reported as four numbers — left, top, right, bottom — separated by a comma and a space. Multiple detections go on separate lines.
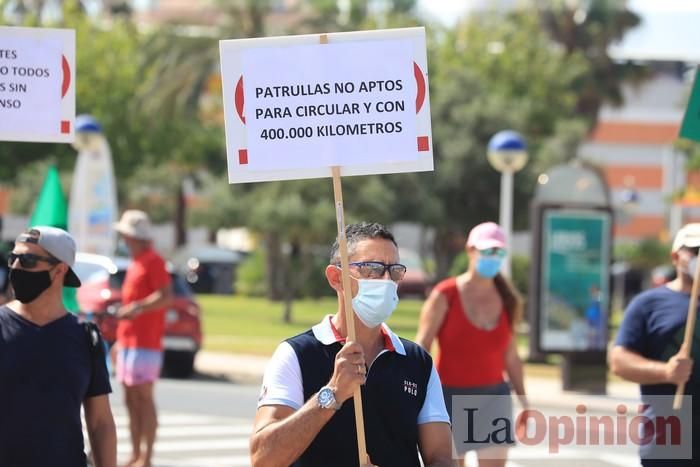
506, 445, 633, 460
466, 452, 525, 467
150, 454, 251, 466
117, 438, 249, 455
600, 452, 641, 467
113, 413, 235, 426
115, 424, 252, 438
85, 409, 255, 466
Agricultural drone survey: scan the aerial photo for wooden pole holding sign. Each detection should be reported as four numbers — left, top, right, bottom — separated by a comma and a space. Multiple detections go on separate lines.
321, 32, 369, 466
673, 257, 700, 409
219, 27, 433, 466
674, 70, 700, 410
331, 166, 370, 464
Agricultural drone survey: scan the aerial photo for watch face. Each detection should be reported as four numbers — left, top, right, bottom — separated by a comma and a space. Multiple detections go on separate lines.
318, 387, 334, 407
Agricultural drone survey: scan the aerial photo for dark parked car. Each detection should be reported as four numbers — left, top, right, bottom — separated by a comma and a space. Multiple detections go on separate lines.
73, 252, 203, 378
171, 245, 246, 294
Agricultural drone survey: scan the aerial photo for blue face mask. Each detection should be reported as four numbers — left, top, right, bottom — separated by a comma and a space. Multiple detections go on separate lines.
351, 279, 399, 328
476, 256, 502, 279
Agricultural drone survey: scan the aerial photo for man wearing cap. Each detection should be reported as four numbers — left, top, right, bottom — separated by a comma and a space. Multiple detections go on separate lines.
610, 223, 700, 465
0, 226, 116, 466
114, 210, 173, 467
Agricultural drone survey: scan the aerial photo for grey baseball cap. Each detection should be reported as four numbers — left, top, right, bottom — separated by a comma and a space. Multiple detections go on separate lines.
15, 226, 81, 287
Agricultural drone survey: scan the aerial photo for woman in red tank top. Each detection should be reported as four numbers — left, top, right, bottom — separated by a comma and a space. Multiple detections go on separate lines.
416, 222, 529, 467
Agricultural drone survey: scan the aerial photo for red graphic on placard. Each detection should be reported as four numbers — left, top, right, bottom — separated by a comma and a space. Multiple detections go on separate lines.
61, 55, 70, 98
417, 136, 429, 152
238, 149, 248, 165
61, 120, 70, 134
414, 63, 429, 151
235, 76, 245, 124
414, 62, 426, 114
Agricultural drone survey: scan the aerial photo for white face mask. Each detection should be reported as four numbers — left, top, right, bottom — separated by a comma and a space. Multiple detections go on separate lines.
351, 279, 399, 328
686, 256, 698, 278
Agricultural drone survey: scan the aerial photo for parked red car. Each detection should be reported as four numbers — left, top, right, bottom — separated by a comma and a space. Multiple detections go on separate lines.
74, 253, 202, 378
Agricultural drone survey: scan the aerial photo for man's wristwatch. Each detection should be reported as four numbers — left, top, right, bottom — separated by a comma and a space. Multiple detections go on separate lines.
317, 386, 342, 410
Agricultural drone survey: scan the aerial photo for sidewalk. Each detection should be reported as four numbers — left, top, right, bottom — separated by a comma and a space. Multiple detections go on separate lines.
194, 351, 641, 412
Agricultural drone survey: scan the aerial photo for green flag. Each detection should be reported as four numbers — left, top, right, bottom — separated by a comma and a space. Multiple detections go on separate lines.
29, 166, 79, 313
680, 67, 700, 142
30, 166, 68, 229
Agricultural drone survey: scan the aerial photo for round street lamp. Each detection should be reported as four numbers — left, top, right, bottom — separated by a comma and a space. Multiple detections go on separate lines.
487, 130, 528, 277
72, 114, 105, 153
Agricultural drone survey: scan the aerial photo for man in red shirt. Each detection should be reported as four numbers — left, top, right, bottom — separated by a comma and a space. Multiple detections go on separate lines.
114, 210, 173, 467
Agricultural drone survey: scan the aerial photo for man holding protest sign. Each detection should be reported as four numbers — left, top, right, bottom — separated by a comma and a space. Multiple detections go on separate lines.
251, 222, 454, 467
610, 224, 700, 464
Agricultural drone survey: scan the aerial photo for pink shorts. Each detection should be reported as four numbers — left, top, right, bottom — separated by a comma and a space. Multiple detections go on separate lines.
116, 348, 163, 386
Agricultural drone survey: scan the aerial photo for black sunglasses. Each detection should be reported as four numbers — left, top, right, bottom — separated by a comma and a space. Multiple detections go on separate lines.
348, 261, 407, 281
8, 252, 60, 269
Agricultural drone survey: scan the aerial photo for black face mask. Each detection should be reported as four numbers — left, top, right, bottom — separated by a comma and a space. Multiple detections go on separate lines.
9, 268, 53, 304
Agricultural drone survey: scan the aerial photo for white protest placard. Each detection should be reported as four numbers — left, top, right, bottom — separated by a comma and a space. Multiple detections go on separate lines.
220, 27, 432, 183
0, 26, 75, 143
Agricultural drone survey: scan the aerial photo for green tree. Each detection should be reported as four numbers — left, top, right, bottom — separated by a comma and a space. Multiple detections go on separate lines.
0, 5, 147, 182
134, 0, 274, 122
9, 159, 72, 214
537, 0, 647, 128
2, 4, 228, 249
298, 0, 419, 32
145, 0, 422, 321
397, 10, 588, 278
189, 168, 400, 323
615, 238, 670, 270
125, 0, 278, 246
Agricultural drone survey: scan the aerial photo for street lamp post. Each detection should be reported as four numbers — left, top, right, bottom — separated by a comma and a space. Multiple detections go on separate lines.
487, 130, 528, 277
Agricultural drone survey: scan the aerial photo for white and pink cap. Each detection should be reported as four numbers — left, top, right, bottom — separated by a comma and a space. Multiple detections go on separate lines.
466, 222, 507, 250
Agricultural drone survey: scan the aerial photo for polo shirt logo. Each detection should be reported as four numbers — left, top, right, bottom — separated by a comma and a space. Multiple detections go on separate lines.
403, 379, 418, 396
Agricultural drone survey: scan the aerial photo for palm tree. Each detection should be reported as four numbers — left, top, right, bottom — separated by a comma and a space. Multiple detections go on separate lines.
135, 0, 419, 118
131, 0, 419, 318
536, 0, 647, 129
129, 0, 274, 248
